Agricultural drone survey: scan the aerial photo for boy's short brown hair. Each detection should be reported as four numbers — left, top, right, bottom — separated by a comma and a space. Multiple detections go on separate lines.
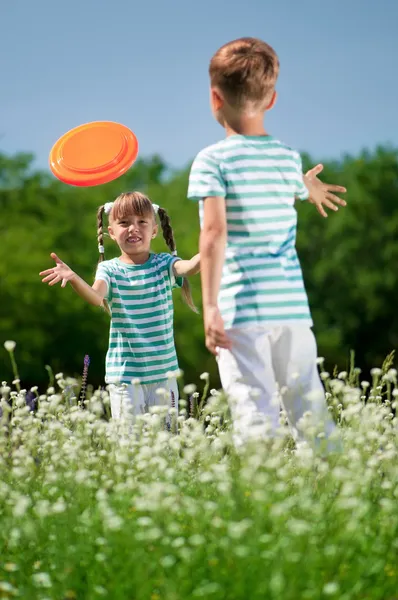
209, 37, 279, 111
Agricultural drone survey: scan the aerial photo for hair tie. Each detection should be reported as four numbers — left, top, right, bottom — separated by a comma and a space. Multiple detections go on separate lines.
172, 250, 178, 256
152, 203, 159, 214
98, 244, 105, 254
104, 202, 114, 215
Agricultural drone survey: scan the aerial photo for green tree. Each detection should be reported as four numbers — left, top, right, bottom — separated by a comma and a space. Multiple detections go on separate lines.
299, 147, 398, 372
1, 146, 397, 391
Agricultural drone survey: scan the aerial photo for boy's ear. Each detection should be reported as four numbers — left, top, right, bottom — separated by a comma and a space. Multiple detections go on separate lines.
152, 224, 158, 239
266, 90, 277, 111
108, 225, 116, 241
211, 87, 224, 111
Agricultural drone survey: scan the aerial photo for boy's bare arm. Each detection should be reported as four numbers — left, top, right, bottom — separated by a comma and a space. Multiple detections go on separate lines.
199, 197, 232, 354
200, 197, 226, 307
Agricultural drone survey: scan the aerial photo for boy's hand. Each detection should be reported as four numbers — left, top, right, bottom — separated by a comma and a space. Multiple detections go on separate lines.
203, 305, 232, 355
304, 164, 347, 218
40, 253, 76, 288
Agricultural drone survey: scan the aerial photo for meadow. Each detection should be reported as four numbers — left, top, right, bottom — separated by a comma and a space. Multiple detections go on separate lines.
1, 342, 397, 600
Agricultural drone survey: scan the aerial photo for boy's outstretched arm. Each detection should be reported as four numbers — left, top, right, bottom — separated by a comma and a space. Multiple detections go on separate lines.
303, 164, 347, 218
173, 253, 200, 277
40, 252, 107, 307
199, 197, 232, 355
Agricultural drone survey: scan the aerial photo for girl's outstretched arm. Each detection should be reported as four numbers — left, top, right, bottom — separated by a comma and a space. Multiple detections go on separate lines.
173, 253, 200, 277
40, 252, 107, 307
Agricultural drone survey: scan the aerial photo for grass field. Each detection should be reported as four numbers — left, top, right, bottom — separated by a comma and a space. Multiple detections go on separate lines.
1, 343, 398, 600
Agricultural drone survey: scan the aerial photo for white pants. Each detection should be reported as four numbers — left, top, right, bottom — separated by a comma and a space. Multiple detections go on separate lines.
217, 326, 339, 448
108, 378, 179, 421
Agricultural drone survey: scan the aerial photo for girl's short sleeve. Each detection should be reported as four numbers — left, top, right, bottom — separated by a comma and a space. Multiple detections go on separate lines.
157, 253, 183, 289
95, 262, 112, 301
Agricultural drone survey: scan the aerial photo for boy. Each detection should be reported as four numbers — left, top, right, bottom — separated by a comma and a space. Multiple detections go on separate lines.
188, 37, 346, 447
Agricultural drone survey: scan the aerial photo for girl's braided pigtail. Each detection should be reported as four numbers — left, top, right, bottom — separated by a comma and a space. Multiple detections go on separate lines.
96, 205, 110, 315
158, 207, 198, 314
97, 205, 106, 264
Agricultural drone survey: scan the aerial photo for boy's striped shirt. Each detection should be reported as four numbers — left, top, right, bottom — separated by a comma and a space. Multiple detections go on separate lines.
188, 135, 313, 329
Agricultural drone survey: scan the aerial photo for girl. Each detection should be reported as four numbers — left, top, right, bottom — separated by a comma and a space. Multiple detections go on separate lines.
40, 191, 200, 421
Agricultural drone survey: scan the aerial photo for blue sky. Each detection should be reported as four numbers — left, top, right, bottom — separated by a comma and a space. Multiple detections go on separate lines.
1, 0, 397, 173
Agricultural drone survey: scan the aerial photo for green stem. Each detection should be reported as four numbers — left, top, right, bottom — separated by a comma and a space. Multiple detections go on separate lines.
8, 351, 20, 392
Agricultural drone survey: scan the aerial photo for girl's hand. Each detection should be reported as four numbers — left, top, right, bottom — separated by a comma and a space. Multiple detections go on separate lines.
304, 164, 347, 218
39, 253, 76, 288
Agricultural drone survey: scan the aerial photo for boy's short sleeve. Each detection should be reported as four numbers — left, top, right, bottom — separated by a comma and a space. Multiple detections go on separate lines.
95, 262, 112, 301
188, 150, 227, 201
293, 152, 309, 201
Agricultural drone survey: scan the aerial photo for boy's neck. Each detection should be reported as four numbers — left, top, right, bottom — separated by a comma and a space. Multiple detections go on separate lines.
224, 114, 268, 138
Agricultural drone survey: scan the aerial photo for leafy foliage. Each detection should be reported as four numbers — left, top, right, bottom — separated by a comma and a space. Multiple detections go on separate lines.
1, 146, 398, 389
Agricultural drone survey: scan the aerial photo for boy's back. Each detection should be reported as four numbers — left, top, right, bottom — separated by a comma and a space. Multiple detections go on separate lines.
187, 37, 345, 448
188, 134, 312, 329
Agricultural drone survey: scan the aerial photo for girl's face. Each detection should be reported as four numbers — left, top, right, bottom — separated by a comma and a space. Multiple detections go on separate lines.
108, 211, 158, 259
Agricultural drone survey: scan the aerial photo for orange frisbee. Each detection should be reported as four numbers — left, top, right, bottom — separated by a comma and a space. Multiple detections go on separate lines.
49, 121, 139, 186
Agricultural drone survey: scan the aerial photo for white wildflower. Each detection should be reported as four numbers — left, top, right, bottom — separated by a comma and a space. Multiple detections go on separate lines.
4, 340, 16, 352
323, 582, 339, 595
13, 495, 31, 518
183, 384, 197, 394
32, 572, 52, 588
0, 582, 18, 594
189, 534, 206, 546
160, 555, 176, 568
155, 388, 167, 397
370, 368, 382, 377
52, 497, 67, 514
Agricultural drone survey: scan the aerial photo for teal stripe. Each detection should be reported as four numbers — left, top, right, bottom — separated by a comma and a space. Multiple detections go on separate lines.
227, 203, 294, 212
112, 282, 172, 293
230, 314, 311, 325
223, 263, 300, 274
111, 272, 166, 283
226, 166, 298, 174
227, 191, 295, 199
107, 356, 177, 369
227, 216, 295, 225
195, 156, 218, 169
222, 153, 299, 163
226, 240, 295, 249
108, 344, 175, 355
190, 178, 225, 189
111, 318, 171, 330
219, 288, 303, 300
221, 274, 302, 289
108, 333, 174, 347
112, 289, 171, 302
226, 179, 299, 187
111, 308, 169, 320
221, 301, 309, 314
189, 187, 225, 197
228, 228, 294, 237
106, 364, 178, 378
